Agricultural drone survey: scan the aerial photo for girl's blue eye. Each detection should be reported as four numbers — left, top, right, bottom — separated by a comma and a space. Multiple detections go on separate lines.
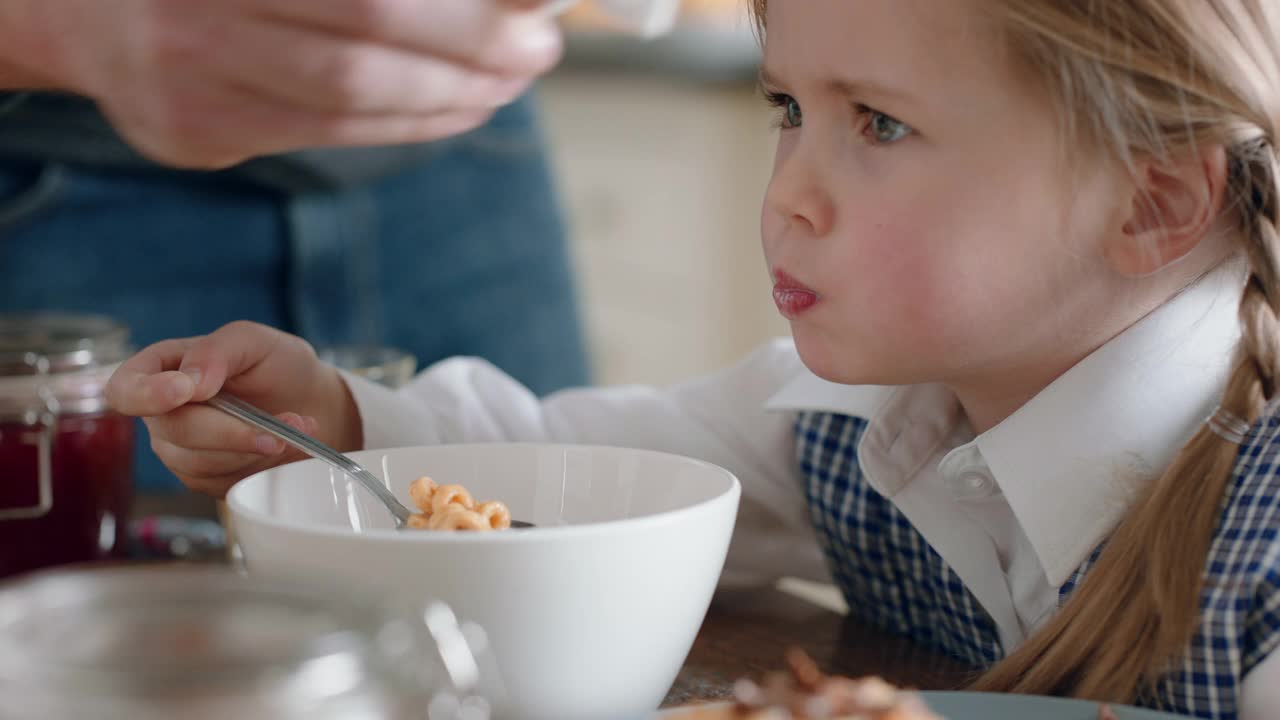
783, 97, 803, 129
864, 109, 911, 144
765, 91, 803, 129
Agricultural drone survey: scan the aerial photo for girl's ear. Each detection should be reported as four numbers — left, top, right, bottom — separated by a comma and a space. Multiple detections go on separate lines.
1104, 144, 1228, 277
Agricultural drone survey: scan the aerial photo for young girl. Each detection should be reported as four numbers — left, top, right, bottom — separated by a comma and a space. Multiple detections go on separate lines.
106, 1, 1280, 717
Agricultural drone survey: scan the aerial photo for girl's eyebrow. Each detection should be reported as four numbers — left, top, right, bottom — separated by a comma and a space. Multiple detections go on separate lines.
759, 66, 919, 109
757, 67, 786, 89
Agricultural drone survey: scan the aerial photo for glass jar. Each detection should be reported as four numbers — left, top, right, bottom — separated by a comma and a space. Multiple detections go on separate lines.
317, 345, 417, 389
0, 314, 135, 579
0, 566, 500, 720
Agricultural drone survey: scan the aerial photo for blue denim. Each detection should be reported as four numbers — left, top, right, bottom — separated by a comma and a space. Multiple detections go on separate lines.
0, 95, 590, 492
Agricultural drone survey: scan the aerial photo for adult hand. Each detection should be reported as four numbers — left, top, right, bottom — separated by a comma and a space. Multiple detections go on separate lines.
0, 0, 563, 167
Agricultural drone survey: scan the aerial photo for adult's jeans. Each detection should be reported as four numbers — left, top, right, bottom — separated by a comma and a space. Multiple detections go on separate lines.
0, 96, 590, 492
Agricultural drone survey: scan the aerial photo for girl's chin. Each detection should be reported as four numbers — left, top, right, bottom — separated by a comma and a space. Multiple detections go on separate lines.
792, 333, 856, 384
791, 332, 908, 387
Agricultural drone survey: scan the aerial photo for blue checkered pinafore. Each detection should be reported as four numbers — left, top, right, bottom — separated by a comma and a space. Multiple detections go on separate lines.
794, 410, 1280, 720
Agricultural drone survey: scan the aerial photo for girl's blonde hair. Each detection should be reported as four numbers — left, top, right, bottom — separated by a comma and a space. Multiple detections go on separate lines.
751, 0, 1280, 705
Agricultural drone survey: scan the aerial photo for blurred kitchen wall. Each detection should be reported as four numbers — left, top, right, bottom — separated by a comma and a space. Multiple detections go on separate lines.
537, 0, 791, 387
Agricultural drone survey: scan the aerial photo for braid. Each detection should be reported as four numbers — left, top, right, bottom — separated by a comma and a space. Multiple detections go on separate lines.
1232, 139, 1280, 408
973, 137, 1280, 702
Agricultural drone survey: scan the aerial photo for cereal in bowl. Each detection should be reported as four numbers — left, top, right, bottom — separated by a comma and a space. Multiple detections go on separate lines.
404, 475, 512, 531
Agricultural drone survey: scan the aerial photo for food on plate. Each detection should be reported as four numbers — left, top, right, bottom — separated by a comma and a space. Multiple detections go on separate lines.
670, 649, 1126, 720
404, 476, 511, 531
672, 648, 941, 719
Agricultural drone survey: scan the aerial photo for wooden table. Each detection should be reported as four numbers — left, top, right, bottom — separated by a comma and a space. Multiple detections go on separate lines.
663, 587, 975, 708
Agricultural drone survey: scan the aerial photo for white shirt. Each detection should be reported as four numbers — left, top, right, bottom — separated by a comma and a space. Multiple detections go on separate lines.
343, 262, 1277, 716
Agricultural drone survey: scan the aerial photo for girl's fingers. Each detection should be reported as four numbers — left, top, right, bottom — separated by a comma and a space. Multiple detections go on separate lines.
106, 338, 201, 417
176, 320, 286, 402
150, 439, 271, 481
145, 408, 315, 455
150, 436, 312, 498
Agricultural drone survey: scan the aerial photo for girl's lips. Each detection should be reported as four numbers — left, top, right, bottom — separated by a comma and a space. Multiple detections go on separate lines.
772, 271, 819, 318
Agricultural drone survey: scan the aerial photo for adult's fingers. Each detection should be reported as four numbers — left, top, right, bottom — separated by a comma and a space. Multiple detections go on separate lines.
109, 78, 499, 169
249, 0, 562, 76
207, 16, 530, 115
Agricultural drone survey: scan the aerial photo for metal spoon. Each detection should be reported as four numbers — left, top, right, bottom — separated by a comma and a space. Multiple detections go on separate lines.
207, 392, 533, 530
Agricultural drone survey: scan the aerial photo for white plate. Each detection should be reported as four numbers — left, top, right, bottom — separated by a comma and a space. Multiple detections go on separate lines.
656, 692, 1190, 719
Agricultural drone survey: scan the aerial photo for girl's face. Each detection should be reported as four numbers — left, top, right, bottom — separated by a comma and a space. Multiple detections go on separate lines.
760, 0, 1136, 405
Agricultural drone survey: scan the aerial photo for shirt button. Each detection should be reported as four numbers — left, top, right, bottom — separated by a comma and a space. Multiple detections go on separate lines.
938, 445, 998, 499
952, 469, 996, 499
942, 458, 998, 499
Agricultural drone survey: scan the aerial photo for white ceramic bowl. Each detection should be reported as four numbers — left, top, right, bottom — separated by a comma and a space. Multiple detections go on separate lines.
226, 443, 741, 720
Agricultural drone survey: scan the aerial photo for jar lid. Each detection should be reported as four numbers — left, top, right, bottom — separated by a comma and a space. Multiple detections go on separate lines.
0, 314, 131, 416
0, 313, 130, 376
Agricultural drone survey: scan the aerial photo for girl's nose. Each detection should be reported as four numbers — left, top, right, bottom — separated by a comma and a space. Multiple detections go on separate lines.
763, 139, 835, 239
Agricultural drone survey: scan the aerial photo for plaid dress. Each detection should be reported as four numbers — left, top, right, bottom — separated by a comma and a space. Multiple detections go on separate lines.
794, 408, 1280, 720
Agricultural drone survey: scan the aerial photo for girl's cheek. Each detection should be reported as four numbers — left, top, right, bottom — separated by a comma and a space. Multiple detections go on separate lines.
839, 219, 961, 334
842, 218, 935, 295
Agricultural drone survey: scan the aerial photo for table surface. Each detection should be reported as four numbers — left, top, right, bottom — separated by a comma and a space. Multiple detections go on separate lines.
663, 586, 975, 708
14, 555, 973, 714
122, 494, 977, 712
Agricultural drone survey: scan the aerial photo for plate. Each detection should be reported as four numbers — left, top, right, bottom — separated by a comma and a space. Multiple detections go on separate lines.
656, 692, 1190, 719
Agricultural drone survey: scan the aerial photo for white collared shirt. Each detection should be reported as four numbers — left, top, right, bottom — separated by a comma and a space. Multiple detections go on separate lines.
343, 262, 1278, 716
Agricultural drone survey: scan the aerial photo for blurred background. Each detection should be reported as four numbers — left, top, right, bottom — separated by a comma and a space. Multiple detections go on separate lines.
544, 0, 789, 386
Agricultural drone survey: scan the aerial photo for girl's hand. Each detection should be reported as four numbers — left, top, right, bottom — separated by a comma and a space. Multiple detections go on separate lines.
106, 321, 363, 497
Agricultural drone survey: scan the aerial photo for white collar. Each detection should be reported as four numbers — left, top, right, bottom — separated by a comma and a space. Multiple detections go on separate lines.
767, 261, 1245, 586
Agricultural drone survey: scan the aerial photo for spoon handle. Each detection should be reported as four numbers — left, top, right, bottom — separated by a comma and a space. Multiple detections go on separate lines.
206, 392, 413, 526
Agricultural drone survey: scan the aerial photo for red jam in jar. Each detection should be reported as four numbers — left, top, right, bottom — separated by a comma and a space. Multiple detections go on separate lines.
0, 314, 135, 579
